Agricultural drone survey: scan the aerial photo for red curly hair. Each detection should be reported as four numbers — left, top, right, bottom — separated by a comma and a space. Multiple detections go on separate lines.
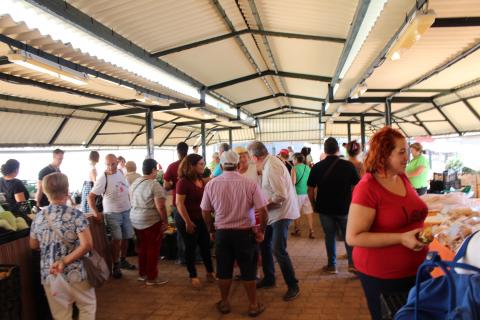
363, 127, 405, 174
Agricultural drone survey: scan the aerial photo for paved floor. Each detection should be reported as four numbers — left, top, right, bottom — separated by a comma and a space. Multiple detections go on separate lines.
95, 217, 371, 320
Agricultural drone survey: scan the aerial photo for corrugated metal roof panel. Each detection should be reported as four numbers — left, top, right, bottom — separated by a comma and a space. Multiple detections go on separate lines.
55, 119, 100, 145
162, 38, 258, 85
468, 97, 480, 114
414, 50, 480, 89
417, 109, 445, 121
365, 27, 480, 89
325, 123, 361, 136
424, 121, 455, 135
243, 100, 281, 114
93, 133, 137, 146
266, 37, 343, 76
395, 103, 434, 118
430, 0, 480, 18
397, 123, 428, 137
442, 102, 480, 132
282, 78, 328, 98
216, 78, 274, 102
287, 99, 322, 110
246, 0, 357, 38
67, 0, 228, 53
0, 112, 62, 144
100, 121, 142, 134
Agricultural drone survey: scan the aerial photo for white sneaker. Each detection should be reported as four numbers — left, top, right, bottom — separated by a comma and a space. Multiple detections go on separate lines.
146, 278, 169, 286
137, 276, 147, 282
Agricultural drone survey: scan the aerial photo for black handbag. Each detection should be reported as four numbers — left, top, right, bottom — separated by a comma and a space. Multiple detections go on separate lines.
94, 173, 107, 212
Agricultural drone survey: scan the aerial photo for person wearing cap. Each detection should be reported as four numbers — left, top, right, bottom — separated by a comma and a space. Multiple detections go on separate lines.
234, 146, 259, 183
277, 148, 294, 174
307, 137, 360, 274
211, 143, 230, 178
247, 141, 300, 302
201, 150, 268, 316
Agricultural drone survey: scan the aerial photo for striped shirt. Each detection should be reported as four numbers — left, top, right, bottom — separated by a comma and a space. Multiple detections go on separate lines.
200, 171, 267, 230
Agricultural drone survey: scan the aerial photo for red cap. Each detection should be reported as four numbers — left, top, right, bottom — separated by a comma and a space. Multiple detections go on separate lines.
279, 149, 289, 156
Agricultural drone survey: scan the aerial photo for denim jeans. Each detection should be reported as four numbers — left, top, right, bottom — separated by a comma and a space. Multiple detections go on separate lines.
260, 219, 298, 288
319, 214, 352, 266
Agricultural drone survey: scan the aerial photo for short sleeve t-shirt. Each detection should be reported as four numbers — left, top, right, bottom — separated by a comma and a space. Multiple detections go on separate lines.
176, 178, 204, 221
294, 164, 310, 195
164, 160, 181, 206
307, 156, 360, 215
38, 165, 60, 207
406, 154, 430, 189
0, 178, 29, 213
130, 178, 166, 230
212, 163, 223, 177
90, 171, 130, 213
351, 173, 428, 279
30, 205, 89, 284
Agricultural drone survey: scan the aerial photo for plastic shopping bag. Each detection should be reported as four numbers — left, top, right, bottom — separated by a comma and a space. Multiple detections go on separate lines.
46, 274, 72, 308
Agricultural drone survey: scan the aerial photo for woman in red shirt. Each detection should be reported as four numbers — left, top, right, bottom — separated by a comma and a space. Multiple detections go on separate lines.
346, 127, 428, 320
175, 154, 215, 289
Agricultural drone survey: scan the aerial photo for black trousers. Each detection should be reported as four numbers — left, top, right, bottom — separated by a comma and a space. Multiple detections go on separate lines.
357, 271, 416, 320
174, 215, 213, 278
415, 187, 428, 196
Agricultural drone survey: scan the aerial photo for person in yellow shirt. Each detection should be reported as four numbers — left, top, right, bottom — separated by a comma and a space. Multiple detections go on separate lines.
406, 143, 430, 195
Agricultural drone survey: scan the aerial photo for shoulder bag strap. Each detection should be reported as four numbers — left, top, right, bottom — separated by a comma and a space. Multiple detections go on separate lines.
454, 230, 480, 261
131, 178, 149, 195
295, 164, 307, 186
43, 206, 72, 248
103, 172, 108, 195
321, 157, 341, 184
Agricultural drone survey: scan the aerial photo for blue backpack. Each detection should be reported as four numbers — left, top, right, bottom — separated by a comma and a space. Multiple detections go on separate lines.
395, 231, 480, 320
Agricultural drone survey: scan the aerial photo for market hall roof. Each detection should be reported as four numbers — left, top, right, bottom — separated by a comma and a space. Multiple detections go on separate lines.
0, 0, 479, 147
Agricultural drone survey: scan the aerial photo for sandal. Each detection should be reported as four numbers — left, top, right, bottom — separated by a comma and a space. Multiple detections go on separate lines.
248, 303, 266, 317
309, 230, 315, 239
191, 277, 202, 289
290, 228, 300, 237
216, 300, 231, 314
206, 272, 217, 283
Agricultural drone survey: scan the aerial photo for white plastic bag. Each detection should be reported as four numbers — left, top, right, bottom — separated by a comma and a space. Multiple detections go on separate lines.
46, 274, 72, 308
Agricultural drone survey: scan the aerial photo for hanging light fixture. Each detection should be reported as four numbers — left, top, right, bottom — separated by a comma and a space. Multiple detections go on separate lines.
7, 50, 88, 85
386, 9, 436, 61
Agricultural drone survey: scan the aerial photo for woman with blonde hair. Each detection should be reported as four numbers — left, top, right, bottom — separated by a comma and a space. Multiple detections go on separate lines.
30, 172, 95, 319
175, 154, 215, 288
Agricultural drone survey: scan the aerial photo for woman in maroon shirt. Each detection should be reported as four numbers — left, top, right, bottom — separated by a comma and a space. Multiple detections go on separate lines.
175, 154, 214, 288
346, 127, 428, 320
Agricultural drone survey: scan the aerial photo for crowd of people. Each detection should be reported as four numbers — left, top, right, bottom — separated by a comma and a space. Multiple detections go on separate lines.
2, 126, 477, 319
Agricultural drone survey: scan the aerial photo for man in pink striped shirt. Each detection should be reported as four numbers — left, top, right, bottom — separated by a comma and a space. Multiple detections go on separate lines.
201, 150, 268, 317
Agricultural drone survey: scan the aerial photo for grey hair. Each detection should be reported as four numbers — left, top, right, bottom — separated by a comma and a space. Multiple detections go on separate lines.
219, 143, 230, 153
247, 141, 269, 157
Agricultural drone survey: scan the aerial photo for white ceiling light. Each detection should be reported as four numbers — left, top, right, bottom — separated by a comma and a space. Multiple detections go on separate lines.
1, 0, 199, 99
7, 50, 87, 85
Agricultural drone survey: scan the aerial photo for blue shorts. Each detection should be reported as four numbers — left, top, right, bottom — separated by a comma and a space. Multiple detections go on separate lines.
104, 210, 134, 240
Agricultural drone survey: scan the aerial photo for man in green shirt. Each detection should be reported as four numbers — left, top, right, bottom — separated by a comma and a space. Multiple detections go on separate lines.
406, 143, 430, 195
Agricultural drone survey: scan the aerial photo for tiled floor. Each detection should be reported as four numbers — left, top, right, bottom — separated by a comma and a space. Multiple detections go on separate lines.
96, 218, 371, 320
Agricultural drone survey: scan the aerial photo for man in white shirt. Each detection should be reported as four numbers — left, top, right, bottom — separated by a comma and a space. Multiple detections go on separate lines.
247, 141, 300, 301
88, 154, 135, 279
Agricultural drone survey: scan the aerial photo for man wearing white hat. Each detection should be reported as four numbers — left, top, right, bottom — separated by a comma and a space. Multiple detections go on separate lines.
201, 150, 268, 317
